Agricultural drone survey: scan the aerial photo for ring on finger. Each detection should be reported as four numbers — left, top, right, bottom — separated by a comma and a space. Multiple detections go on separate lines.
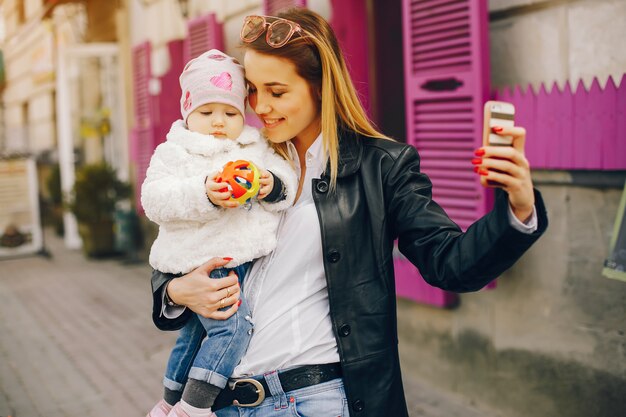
226, 287, 231, 298
220, 298, 225, 309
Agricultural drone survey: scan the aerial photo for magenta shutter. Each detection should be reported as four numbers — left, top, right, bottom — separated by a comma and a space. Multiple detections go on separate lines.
131, 42, 157, 213
153, 40, 185, 143
396, 0, 491, 307
264, 0, 307, 14
329, 0, 370, 113
184, 13, 224, 64
132, 42, 153, 129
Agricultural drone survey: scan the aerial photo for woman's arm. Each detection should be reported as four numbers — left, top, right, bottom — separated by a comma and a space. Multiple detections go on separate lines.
387, 144, 547, 293
151, 257, 241, 330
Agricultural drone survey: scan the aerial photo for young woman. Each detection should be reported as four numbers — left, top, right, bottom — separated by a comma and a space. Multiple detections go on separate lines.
151, 8, 547, 417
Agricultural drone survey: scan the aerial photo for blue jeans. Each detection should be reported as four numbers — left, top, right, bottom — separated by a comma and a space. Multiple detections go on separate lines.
215, 374, 348, 417
163, 263, 253, 391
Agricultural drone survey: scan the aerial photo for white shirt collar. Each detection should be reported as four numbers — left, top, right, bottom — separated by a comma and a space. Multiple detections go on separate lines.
287, 132, 326, 176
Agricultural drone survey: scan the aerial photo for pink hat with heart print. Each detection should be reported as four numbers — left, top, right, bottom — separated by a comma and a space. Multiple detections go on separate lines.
179, 49, 246, 122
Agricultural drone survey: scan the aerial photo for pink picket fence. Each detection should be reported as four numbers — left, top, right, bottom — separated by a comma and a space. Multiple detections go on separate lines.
495, 74, 626, 170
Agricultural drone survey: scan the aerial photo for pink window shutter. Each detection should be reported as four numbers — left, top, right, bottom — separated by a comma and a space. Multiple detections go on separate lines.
397, 0, 491, 307
132, 42, 153, 129
329, 0, 370, 114
264, 0, 307, 14
131, 42, 157, 213
184, 13, 224, 64
154, 40, 184, 144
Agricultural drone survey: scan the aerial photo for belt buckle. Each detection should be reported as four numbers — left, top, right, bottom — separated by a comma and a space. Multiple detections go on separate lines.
231, 378, 265, 407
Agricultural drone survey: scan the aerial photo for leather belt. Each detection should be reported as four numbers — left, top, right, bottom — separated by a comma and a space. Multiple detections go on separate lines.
213, 363, 343, 411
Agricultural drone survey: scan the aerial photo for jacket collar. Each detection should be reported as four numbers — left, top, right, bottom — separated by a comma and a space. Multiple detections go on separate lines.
166, 120, 260, 156
330, 127, 363, 178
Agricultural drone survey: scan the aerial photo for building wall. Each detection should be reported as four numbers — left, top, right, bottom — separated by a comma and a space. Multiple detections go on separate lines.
489, 0, 626, 90
1, 1, 56, 154
397, 1, 626, 416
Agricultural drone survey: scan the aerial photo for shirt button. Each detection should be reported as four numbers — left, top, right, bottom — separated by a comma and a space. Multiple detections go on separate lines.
316, 180, 329, 193
327, 250, 340, 263
352, 399, 364, 412
339, 324, 351, 337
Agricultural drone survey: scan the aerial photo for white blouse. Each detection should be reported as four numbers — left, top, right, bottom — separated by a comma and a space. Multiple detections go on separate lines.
232, 134, 339, 377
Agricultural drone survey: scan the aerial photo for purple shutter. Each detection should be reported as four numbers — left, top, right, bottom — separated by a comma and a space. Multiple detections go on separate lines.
329, 0, 370, 114
396, 0, 491, 307
131, 42, 157, 213
264, 0, 307, 14
184, 13, 224, 64
154, 40, 184, 143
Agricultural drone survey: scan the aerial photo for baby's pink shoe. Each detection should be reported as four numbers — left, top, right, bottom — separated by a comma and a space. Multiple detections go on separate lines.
166, 402, 217, 417
146, 399, 173, 417
166, 403, 190, 417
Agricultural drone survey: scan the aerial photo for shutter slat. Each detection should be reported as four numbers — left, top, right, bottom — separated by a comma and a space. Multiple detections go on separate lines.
411, 10, 469, 32
412, 2, 468, 19
185, 14, 224, 64
411, 19, 469, 40
412, 0, 466, 14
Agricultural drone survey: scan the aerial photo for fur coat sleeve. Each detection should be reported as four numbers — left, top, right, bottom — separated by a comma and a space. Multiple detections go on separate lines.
140, 142, 221, 225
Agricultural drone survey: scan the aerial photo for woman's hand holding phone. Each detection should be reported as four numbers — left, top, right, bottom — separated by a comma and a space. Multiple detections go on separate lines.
475, 101, 535, 222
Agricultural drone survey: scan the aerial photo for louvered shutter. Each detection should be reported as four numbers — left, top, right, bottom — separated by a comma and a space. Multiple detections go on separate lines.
264, 0, 307, 14
154, 40, 184, 143
395, 0, 491, 307
329, 0, 369, 113
184, 13, 224, 64
131, 42, 157, 213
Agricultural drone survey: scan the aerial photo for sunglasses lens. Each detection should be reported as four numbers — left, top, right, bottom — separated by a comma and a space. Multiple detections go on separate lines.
242, 16, 266, 41
267, 21, 294, 47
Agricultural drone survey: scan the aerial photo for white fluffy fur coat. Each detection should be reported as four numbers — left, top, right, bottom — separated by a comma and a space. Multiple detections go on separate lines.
141, 120, 297, 274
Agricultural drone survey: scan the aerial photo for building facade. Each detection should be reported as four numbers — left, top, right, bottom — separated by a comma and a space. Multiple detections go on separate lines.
0, 0, 624, 415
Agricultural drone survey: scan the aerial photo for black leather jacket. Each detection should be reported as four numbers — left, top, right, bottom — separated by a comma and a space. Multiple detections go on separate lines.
152, 128, 548, 417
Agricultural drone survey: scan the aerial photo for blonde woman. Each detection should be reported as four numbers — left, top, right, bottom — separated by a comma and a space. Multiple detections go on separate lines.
152, 8, 547, 417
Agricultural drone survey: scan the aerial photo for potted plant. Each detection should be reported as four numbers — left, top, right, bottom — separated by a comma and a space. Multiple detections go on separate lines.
67, 163, 131, 257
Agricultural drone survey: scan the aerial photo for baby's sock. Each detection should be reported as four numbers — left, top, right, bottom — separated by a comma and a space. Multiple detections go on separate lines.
164, 387, 182, 406
179, 399, 215, 417
181, 378, 221, 410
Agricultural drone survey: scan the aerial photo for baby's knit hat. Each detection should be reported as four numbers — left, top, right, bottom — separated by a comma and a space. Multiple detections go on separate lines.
179, 49, 246, 122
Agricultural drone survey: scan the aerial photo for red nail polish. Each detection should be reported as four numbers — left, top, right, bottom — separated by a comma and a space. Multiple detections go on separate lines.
474, 148, 485, 156
471, 158, 482, 165
479, 169, 489, 176
492, 126, 503, 133
223, 257, 233, 261
474, 166, 480, 173
237, 300, 242, 307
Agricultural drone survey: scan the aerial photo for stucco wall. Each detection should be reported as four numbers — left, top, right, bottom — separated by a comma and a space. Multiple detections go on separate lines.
398, 177, 626, 416
489, 0, 626, 90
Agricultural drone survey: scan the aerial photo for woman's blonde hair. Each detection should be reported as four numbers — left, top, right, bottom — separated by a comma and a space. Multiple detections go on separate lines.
241, 8, 390, 189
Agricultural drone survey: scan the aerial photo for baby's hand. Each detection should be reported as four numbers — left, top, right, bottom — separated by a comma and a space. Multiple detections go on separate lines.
205, 174, 239, 209
257, 169, 274, 200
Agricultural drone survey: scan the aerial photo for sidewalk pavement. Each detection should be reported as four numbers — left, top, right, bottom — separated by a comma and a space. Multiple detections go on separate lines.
0, 230, 495, 417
